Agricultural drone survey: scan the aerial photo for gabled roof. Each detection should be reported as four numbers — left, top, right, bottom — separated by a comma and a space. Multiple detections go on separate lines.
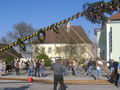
32, 25, 91, 44
0, 43, 22, 59
109, 12, 120, 21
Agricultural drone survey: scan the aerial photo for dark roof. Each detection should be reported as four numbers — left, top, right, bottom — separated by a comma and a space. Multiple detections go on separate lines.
109, 12, 120, 21
0, 43, 22, 58
33, 25, 91, 44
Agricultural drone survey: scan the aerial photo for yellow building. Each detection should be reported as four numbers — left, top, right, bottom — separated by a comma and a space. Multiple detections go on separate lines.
32, 25, 92, 61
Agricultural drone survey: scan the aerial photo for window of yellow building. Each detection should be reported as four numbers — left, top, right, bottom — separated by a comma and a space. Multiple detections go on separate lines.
48, 47, 52, 54
41, 47, 45, 53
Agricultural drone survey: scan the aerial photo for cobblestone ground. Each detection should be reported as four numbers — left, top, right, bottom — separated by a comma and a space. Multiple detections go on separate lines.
0, 80, 120, 90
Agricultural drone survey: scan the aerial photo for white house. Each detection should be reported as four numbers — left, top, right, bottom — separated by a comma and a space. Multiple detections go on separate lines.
95, 12, 120, 61
32, 25, 93, 61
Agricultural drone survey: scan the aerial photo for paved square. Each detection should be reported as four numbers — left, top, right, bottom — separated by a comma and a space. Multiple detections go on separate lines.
0, 80, 120, 90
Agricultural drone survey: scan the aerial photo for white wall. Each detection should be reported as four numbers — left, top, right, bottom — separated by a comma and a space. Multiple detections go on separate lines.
107, 21, 120, 61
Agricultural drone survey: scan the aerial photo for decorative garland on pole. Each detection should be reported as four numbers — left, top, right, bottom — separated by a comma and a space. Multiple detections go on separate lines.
17, 38, 26, 51
37, 29, 46, 43
0, 12, 83, 52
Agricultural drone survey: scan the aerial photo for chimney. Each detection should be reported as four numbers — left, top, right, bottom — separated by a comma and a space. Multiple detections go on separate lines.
67, 22, 71, 32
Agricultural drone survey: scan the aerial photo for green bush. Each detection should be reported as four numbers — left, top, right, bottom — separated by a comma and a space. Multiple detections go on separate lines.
4, 56, 14, 64
36, 53, 51, 66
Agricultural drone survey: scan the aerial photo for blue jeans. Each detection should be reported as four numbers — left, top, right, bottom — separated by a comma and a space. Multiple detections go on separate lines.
110, 67, 114, 74
72, 66, 77, 75
28, 68, 33, 76
117, 74, 120, 85
88, 66, 93, 76
96, 69, 101, 76
63, 66, 68, 75
40, 68, 45, 77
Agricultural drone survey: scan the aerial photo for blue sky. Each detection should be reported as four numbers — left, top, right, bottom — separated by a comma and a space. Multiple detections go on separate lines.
0, 0, 107, 39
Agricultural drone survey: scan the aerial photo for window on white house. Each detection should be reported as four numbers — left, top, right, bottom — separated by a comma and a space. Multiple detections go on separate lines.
48, 47, 52, 53
100, 49, 105, 59
41, 47, 45, 53
110, 27, 112, 52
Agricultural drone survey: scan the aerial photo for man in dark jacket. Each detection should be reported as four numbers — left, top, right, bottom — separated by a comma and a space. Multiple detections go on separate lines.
35, 60, 41, 77
52, 59, 64, 90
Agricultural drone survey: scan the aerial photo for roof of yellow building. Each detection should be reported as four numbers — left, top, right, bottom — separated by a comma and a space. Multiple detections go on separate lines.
32, 25, 91, 44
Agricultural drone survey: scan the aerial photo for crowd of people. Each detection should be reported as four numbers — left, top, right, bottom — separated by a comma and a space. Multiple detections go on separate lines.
0, 57, 120, 87
52, 58, 120, 89
0, 58, 78, 77
83, 58, 103, 80
107, 58, 120, 87
15, 59, 46, 77
82, 58, 120, 87
0, 59, 46, 78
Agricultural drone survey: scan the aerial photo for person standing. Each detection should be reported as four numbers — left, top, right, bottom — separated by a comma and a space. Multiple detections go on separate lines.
35, 60, 40, 77
52, 59, 64, 90
25, 61, 29, 73
110, 61, 119, 84
2, 61, 6, 75
83, 59, 89, 75
116, 59, 120, 87
96, 60, 103, 80
108, 59, 114, 75
40, 59, 45, 77
87, 58, 94, 76
71, 60, 78, 76
62, 59, 69, 76
15, 61, 20, 75
0, 60, 3, 76
28, 60, 34, 76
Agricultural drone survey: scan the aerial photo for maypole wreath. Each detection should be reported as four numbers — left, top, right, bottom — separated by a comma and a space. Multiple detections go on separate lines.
83, 0, 120, 24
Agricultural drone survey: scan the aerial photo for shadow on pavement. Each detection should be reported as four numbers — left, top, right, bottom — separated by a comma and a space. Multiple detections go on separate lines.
0, 81, 30, 84
2, 85, 30, 90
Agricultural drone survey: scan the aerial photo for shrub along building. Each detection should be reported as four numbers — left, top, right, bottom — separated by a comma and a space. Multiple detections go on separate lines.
32, 24, 93, 62
95, 12, 120, 61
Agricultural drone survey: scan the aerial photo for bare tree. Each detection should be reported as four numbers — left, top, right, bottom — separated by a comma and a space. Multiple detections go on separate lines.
0, 22, 36, 43
0, 36, 9, 44
8, 22, 36, 41
11, 22, 36, 58
0, 22, 36, 58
